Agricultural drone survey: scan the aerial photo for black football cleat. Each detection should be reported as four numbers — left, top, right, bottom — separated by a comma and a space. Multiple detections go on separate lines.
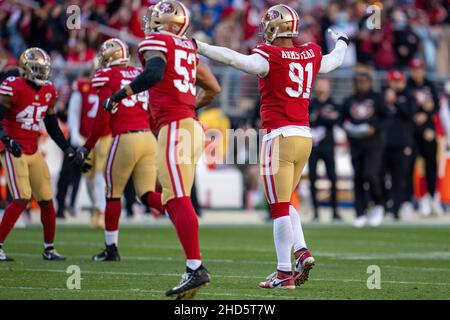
166, 266, 210, 300
0, 248, 13, 262
92, 244, 120, 262
43, 247, 66, 261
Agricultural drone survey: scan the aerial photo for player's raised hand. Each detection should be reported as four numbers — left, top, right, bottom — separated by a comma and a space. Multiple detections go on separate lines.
103, 97, 119, 114
327, 29, 349, 44
104, 88, 128, 114
2, 136, 22, 157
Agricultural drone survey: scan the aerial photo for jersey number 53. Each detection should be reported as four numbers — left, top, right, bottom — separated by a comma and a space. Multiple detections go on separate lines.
174, 49, 197, 95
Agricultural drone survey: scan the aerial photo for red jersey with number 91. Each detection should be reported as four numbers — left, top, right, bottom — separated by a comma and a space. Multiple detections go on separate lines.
138, 31, 198, 131
91, 66, 150, 135
252, 42, 323, 131
0, 76, 57, 155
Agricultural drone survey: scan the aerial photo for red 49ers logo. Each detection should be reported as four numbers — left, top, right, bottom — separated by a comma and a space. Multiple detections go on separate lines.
266, 10, 280, 20
160, 2, 175, 13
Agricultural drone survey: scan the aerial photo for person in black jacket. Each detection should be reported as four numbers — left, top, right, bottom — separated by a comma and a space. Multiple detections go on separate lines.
406, 58, 443, 216
341, 72, 391, 227
382, 70, 416, 220
308, 78, 340, 221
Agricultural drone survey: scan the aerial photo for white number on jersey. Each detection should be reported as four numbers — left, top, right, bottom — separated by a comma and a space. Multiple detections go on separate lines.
286, 62, 313, 99
120, 80, 149, 110
173, 49, 197, 95
16, 105, 48, 131
87, 94, 99, 118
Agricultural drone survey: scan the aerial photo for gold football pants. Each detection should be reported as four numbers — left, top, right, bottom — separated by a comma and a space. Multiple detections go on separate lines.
105, 131, 157, 199
85, 135, 112, 179
260, 135, 312, 204
157, 118, 204, 205
1, 151, 52, 201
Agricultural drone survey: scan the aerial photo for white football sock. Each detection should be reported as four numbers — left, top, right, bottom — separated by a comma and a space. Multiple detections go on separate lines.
85, 177, 95, 204
95, 172, 107, 213
105, 231, 118, 246
273, 216, 293, 272
186, 259, 202, 270
289, 205, 307, 252
44, 242, 54, 249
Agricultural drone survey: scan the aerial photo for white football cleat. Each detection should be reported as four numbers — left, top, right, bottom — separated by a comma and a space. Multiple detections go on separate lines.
353, 215, 368, 228
399, 202, 414, 220
258, 271, 295, 290
418, 195, 431, 217
0, 248, 13, 261
367, 205, 384, 227
431, 195, 444, 216
293, 248, 315, 286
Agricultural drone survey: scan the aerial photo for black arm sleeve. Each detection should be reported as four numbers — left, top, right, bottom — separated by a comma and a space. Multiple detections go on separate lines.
128, 57, 166, 95
44, 114, 70, 152
0, 104, 9, 141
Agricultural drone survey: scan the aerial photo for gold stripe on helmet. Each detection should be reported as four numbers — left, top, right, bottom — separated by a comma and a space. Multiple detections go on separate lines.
143, 0, 191, 37
97, 38, 130, 68
259, 4, 300, 44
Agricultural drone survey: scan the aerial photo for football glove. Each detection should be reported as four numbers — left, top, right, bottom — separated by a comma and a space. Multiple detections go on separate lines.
66, 146, 78, 165
328, 28, 349, 45
2, 136, 22, 157
104, 88, 127, 114
103, 97, 119, 114
67, 146, 87, 165
72, 146, 92, 173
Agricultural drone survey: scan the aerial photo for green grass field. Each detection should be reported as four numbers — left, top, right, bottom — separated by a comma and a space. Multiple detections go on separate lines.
0, 224, 449, 300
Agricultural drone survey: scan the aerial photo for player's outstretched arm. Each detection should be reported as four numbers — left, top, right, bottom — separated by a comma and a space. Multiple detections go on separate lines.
195, 41, 269, 76
195, 63, 221, 109
67, 90, 85, 147
44, 105, 81, 165
103, 51, 166, 113
44, 105, 71, 153
319, 29, 349, 74
0, 94, 22, 157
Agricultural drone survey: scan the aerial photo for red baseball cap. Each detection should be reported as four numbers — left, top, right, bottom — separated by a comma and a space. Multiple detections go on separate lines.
408, 58, 425, 69
386, 69, 405, 81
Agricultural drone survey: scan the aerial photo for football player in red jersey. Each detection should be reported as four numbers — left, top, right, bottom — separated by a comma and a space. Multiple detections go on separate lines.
67, 65, 112, 228
100, 0, 221, 299
74, 38, 166, 262
195, 4, 348, 289
0, 48, 78, 261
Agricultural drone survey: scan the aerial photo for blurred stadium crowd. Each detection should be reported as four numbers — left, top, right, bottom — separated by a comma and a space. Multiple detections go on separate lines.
1, 0, 450, 71
1, 0, 450, 223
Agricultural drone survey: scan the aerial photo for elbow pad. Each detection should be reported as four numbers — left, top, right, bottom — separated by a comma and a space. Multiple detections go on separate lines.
129, 57, 166, 94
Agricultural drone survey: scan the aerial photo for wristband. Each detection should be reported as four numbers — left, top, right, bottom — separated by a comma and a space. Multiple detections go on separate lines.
338, 36, 349, 46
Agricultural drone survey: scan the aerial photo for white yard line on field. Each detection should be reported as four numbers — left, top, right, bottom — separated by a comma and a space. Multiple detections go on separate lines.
0, 266, 449, 287
0, 285, 298, 300
9, 240, 450, 264
8, 248, 450, 266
